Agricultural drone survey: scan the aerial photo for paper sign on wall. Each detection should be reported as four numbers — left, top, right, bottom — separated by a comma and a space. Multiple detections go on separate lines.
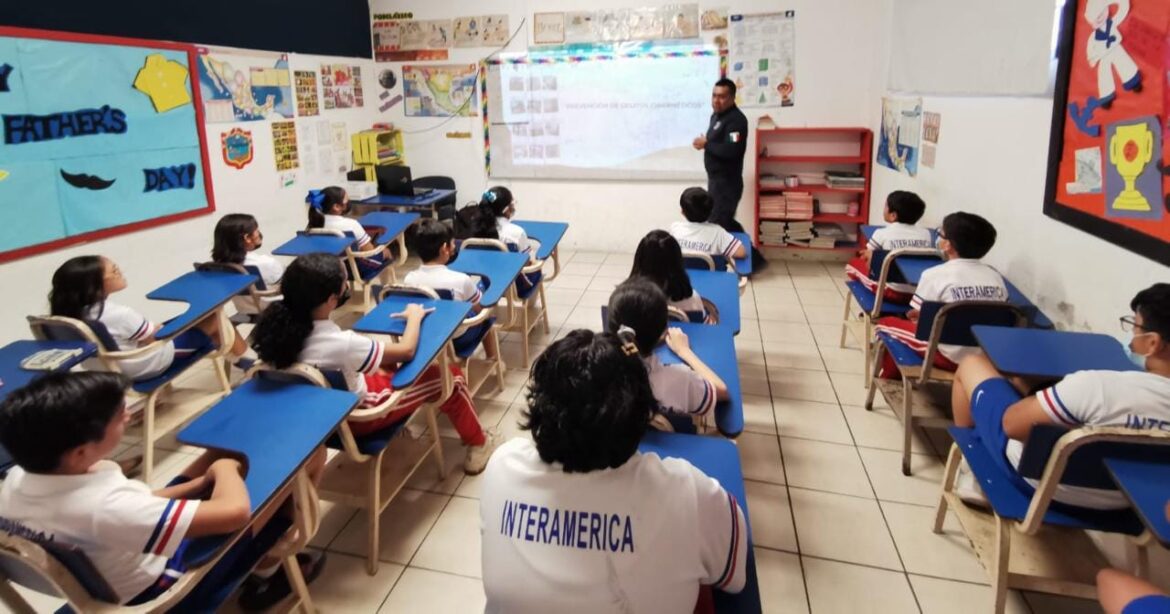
728, 11, 796, 107
271, 121, 299, 171
294, 70, 320, 117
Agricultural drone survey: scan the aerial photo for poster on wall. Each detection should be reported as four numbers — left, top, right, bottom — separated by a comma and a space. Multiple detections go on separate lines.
220, 128, 254, 169
534, 12, 566, 45
454, 15, 510, 47
197, 51, 294, 123
1044, 0, 1170, 265
271, 120, 299, 171
0, 28, 214, 262
728, 11, 796, 107
321, 64, 364, 109
403, 64, 478, 117
877, 96, 922, 177
400, 20, 453, 50
294, 70, 320, 117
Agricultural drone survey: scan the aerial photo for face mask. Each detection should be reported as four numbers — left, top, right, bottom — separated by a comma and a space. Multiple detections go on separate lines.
1128, 333, 1154, 370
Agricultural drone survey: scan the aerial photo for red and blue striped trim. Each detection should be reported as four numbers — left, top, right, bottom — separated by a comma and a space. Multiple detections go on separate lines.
144, 499, 188, 555
714, 493, 741, 589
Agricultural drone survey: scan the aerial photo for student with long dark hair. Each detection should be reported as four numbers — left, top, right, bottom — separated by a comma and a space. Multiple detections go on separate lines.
479, 329, 747, 612
305, 187, 391, 279
250, 253, 500, 474
212, 213, 283, 315
49, 256, 248, 380
629, 230, 707, 319
478, 186, 536, 258
606, 279, 728, 422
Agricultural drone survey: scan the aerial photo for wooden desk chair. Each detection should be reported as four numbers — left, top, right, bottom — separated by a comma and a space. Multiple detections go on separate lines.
459, 238, 550, 367
667, 302, 719, 325
840, 247, 939, 383
0, 471, 319, 613
27, 315, 232, 483
307, 228, 404, 314
380, 284, 505, 397
682, 250, 748, 296
193, 262, 280, 325
252, 363, 446, 576
935, 424, 1170, 613
863, 301, 1027, 475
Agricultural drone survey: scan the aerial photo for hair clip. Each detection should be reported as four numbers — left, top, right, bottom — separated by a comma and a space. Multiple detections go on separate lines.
616, 325, 639, 356
305, 189, 326, 211
483, 189, 497, 203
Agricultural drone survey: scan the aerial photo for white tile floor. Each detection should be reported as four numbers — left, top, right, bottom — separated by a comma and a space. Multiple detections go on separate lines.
14, 249, 1152, 613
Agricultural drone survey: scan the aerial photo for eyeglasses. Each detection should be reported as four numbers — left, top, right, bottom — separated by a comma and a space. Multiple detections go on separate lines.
1120, 315, 1145, 333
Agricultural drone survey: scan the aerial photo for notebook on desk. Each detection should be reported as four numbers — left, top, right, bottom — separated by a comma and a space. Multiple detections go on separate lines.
375, 165, 435, 197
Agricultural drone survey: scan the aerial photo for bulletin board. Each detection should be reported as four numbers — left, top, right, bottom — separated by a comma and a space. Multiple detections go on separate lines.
1043, 0, 1170, 266
0, 27, 214, 263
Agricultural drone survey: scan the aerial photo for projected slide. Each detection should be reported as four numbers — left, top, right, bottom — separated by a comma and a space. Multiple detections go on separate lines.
486, 46, 720, 181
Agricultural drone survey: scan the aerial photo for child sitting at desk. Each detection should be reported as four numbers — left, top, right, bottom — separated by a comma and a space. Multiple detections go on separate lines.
873, 212, 1007, 378
456, 194, 543, 292
669, 187, 745, 263
844, 190, 932, 303
250, 253, 500, 474
479, 186, 537, 259
306, 187, 391, 279
0, 371, 323, 609
629, 230, 710, 323
213, 213, 283, 316
403, 218, 498, 359
948, 283, 1170, 509
49, 256, 251, 380
607, 279, 728, 430
479, 329, 747, 613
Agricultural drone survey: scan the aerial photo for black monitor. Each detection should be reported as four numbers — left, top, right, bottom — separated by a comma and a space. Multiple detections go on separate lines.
375, 165, 414, 196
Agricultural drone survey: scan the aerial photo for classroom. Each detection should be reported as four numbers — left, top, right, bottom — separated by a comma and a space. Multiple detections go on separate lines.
0, 0, 1169, 612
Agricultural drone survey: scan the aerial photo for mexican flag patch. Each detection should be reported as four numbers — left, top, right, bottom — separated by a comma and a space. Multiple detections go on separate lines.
729, 132, 741, 143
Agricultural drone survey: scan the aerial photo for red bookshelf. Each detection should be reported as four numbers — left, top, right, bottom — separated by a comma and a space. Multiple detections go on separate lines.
755, 127, 874, 251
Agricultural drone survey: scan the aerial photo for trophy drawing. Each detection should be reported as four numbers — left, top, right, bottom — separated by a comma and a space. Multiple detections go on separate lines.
1109, 121, 1153, 211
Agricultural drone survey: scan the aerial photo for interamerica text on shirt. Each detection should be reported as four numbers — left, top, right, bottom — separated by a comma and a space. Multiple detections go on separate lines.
499, 499, 635, 553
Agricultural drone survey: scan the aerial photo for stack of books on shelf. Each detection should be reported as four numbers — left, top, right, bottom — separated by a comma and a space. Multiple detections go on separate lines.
758, 221, 785, 245
760, 193, 787, 219
783, 192, 814, 220
824, 170, 865, 189
759, 173, 786, 190
784, 221, 815, 245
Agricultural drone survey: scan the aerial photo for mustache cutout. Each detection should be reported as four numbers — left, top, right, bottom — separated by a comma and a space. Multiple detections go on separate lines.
60, 170, 116, 190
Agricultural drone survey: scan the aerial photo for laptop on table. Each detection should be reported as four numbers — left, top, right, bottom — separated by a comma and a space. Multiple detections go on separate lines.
375, 165, 435, 197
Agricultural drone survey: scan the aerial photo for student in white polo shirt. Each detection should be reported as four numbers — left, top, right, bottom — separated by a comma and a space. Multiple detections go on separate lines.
305, 186, 392, 279
49, 255, 251, 379
873, 211, 1007, 378
669, 187, 746, 263
403, 218, 497, 358
212, 213, 284, 317
480, 186, 537, 259
949, 283, 1170, 509
0, 371, 326, 609
250, 253, 500, 474
479, 329, 748, 613
629, 230, 711, 322
607, 279, 727, 431
844, 190, 933, 303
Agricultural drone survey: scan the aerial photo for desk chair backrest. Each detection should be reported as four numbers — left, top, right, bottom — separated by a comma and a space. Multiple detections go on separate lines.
0, 528, 120, 607
28, 315, 119, 353
413, 176, 457, 219
681, 250, 731, 272
379, 284, 441, 303
912, 301, 1027, 382
460, 237, 510, 253
866, 248, 941, 316
1018, 424, 1170, 490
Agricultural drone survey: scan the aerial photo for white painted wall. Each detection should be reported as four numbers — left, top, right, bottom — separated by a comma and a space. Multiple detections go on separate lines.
871, 58, 1170, 336
370, 0, 888, 252
0, 50, 386, 343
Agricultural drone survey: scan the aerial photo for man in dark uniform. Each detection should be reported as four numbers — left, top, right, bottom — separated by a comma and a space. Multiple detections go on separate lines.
693, 78, 767, 269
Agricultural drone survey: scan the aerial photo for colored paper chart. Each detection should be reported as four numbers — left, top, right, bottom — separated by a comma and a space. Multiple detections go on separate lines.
197, 51, 294, 123
0, 29, 212, 262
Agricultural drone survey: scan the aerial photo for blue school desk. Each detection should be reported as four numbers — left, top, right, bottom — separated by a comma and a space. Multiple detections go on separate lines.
654, 321, 744, 438
0, 340, 98, 472
272, 232, 353, 257
352, 295, 471, 388
1004, 280, 1055, 329
687, 269, 741, 334
358, 211, 420, 246
972, 326, 1140, 379
638, 430, 762, 614
730, 231, 754, 276
512, 220, 568, 261
1104, 458, 1170, 547
177, 377, 358, 561
147, 270, 257, 339
354, 189, 456, 214
449, 250, 528, 307
884, 257, 1057, 329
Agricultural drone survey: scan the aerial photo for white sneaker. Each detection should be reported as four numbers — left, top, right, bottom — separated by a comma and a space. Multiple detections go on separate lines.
954, 459, 990, 509
464, 428, 503, 475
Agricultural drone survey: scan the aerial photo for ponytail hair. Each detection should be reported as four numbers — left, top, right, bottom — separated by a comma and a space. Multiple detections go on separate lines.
306, 186, 347, 230
606, 278, 668, 356
479, 186, 514, 218
454, 202, 499, 241
49, 256, 107, 320
251, 253, 345, 368
212, 213, 258, 265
